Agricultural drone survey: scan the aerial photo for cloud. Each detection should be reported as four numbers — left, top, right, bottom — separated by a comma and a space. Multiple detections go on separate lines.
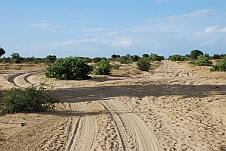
148, 9, 215, 22
28, 20, 63, 32
205, 26, 226, 33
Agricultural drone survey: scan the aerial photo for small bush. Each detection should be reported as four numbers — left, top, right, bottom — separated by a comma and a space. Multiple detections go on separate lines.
168, 55, 185, 61
211, 56, 226, 72
195, 55, 213, 66
137, 58, 150, 71
0, 84, 57, 115
93, 59, 111, 75
45, 56, 92, 80
110, 64, 121, 69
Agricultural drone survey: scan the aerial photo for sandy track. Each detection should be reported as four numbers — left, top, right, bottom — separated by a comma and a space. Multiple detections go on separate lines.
100, 99, 161, 151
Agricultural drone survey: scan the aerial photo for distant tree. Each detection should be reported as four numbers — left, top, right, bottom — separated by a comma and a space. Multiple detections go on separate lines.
92, 57, 102, 63
149, 53, 164, 61
0, 47, 6, 57
168, 55, 185, 61
45, 55, 57, 64
11, 53, 23, 63
212, 54, 220, 59
190, 50, 203, 59
142, 54, 149, 58
111, 54, 117, 60
125, 54, 131, 59
130, 55, 140, 62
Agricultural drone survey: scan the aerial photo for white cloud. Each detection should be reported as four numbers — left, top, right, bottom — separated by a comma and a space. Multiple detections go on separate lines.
205, 26, 226, 32
148, 9, 215, 22
28, 20, 63, 32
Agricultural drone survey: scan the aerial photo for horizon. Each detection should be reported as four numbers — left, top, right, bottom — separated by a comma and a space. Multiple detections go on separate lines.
1, 0, 226, 58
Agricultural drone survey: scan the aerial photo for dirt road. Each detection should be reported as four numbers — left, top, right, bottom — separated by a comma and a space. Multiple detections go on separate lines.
0, 60, 226, 151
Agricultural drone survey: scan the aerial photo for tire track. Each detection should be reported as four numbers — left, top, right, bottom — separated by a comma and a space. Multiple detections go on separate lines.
7, 72, 25, 87
7, 71, 45, 87
56, 101, 97, 151
100, 99, 161, 151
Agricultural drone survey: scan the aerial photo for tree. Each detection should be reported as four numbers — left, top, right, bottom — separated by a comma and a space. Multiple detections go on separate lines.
212, 54, 220, 59
130, 55, 140, 62
142, 54, 149, 58
11, 53, 22, 63
190, 50, 203, 59
45, 55, 57, 64
0, 47, 6, 57
150, 53, 164, 61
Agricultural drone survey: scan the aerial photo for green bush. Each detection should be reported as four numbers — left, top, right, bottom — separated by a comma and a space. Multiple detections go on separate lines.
195, 55, 213, 66
45, 56, 92, 80
211, 56, 226, 72
168, 55, 185, 61
0, 84, 57, 115
137, 58, 150, 71
93, 59, 111, 75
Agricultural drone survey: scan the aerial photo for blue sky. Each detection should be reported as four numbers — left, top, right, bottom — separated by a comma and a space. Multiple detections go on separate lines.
0, 0, 226, 58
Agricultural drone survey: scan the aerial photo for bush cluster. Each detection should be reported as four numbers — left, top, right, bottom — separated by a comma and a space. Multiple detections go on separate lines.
0, 84, 57, 115
195, 54, 213, 66
211, 56, 226, 72
137, 58, 150, 71
93, 59, 111, 75
45, 56, 92, 80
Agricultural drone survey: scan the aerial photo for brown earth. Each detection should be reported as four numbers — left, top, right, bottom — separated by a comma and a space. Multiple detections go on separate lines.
0, 60, 226, 151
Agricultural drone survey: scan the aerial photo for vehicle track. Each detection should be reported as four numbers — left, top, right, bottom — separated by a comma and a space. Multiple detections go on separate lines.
7, 71, 42, 87
100, 99, 161, 151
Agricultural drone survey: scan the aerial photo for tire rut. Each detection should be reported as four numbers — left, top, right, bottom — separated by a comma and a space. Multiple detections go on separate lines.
100, 99, 161, 151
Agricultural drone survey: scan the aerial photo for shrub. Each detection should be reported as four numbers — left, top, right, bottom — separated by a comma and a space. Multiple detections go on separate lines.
0, 84, 57, 115
45, 56, 92, 80
93, 59, 111, 75
168, 55, 185, 61
195, 54, 213, 66
110, 64, 121, 69
137, 58, 150, 71
150, 53, 164, 61
211, 56, 226, 72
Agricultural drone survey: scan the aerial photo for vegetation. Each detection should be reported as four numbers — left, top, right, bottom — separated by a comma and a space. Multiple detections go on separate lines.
195, 54, 213, 66
45, 56, 92, 80
93, 59, 111, 75
0, 84, 57, 115
0, 47, 6, 57
168, 55, 185, 61
149, 53, 164, 61
190, 50, 203, 59
137, 57, 150, 71
45, 55, 57, 64
211, 56, 226, 72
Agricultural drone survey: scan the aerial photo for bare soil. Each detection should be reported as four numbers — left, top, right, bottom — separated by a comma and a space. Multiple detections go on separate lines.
0, 60, 226, 151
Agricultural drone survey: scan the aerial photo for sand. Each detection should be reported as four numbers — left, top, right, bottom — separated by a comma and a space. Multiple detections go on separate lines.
0, 60, 226, 151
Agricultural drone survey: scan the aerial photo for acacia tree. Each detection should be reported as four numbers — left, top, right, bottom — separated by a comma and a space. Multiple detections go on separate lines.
190, 50, 203, 59
0, 47, 6, 57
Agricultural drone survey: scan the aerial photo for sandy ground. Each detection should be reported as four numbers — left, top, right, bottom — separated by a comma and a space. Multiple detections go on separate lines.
0, 60, 226, 151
